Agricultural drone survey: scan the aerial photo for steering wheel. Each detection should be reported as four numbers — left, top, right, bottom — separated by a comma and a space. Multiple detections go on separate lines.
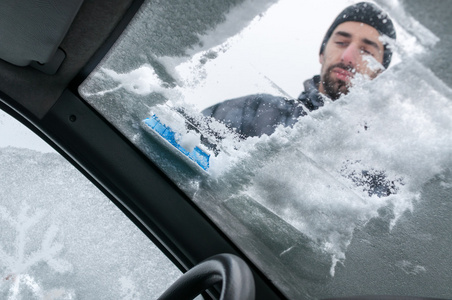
157, 253, 255, 300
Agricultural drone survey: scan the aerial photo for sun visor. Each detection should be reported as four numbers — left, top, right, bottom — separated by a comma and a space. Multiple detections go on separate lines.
0, 0, 84, 67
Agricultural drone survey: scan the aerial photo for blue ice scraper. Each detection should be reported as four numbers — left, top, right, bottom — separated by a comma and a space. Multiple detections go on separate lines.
143, 115, 210, 171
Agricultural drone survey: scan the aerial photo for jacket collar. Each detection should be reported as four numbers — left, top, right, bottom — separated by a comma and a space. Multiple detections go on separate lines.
298, 75, 325, 111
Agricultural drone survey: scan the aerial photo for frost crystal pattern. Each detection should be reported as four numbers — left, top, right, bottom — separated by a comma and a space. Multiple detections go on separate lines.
0, 204, 74, 299
0, 147, 180, 299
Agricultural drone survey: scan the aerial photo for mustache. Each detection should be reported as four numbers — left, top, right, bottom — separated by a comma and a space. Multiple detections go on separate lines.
327, 63, 354, 73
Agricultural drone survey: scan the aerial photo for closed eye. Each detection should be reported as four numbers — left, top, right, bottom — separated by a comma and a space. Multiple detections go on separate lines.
335, 41, 348, 47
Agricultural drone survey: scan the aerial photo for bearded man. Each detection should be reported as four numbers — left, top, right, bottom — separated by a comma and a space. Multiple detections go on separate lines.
202, 2, 397, 138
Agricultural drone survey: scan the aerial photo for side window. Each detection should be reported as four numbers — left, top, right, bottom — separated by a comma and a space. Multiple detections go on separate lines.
0, 110, 180, 299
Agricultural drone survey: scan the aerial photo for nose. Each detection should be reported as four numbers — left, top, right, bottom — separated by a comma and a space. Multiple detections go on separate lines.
341, 44, 359, 67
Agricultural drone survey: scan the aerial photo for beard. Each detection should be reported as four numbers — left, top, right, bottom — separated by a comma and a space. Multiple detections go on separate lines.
321, 63, 354, 100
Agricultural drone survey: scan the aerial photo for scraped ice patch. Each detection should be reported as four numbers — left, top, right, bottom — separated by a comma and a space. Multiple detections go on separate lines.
158, 0, 278, 71
155, 0, 283, 107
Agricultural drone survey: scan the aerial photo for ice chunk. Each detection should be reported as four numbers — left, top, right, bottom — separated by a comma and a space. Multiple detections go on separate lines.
179, 131, 201, 152
362, 54, 385, 72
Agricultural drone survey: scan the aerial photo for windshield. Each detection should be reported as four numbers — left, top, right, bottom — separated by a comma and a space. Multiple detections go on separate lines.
79, 0, 452, 298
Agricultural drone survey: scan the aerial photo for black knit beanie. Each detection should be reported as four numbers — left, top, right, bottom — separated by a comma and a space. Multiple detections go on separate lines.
319, 2, 396, 69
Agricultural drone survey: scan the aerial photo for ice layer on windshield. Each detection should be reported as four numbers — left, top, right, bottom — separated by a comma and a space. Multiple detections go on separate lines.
78, 0, 452, 298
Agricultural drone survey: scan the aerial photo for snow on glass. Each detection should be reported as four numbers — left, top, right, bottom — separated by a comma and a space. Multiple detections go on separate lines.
0, 148, 180, 299
78, 0, 452, 298
0, 204, 74, 299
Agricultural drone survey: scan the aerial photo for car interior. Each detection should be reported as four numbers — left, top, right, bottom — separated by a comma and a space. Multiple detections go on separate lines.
0, 0, 450, 299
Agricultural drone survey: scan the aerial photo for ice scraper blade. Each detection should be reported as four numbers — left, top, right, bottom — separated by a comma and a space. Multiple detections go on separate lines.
142, 115, 210, 171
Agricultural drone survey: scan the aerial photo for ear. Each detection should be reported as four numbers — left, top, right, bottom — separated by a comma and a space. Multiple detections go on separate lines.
319, 53, 324, 64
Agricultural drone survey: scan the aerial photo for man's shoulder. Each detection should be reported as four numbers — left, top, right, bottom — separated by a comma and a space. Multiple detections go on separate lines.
298, 75, 325, 111
202, 93, 288, 114
202, 93, 306, 137
202, 93, 305, 117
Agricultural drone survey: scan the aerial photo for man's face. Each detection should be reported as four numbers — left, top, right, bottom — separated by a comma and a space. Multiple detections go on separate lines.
318, 21, 385, 100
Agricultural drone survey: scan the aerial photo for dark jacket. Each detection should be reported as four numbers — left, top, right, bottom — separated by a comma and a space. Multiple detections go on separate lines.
202, 75, 324, 137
